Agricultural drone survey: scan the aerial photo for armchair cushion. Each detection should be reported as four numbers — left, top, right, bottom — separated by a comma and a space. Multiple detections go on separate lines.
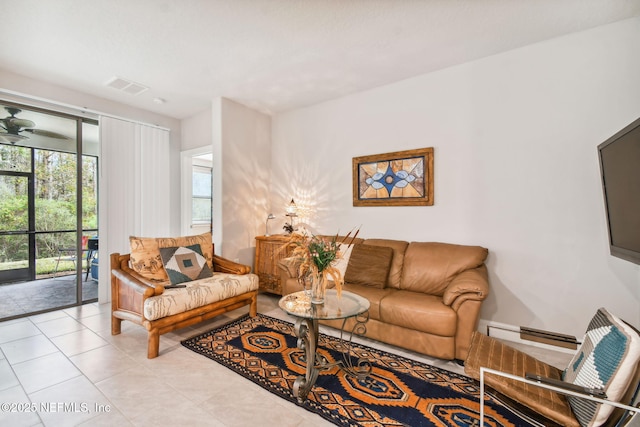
143, 273, 258, 321
159, 244, 213, 285
563, 307, 640, 427
344, 244, 393, 288
464, 331, 578, 427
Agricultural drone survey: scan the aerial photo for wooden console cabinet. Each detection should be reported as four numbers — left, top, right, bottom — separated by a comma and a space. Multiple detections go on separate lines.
254, 235, 292, 295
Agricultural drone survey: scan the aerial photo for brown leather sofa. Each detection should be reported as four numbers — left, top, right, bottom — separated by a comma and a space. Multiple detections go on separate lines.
278, 238, 490, 361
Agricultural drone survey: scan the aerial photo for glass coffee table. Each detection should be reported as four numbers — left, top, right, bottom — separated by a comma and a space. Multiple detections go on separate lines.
279, 289, 371, 402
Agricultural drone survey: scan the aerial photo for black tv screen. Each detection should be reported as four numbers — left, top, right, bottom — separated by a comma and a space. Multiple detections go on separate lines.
598, 117, 640, 265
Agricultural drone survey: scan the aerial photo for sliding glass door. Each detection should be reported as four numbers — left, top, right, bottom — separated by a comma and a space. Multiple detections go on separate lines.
0, 101, 98, 320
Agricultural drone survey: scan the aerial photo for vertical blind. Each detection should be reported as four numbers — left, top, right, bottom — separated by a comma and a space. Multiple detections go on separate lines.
98, 116, 170, 302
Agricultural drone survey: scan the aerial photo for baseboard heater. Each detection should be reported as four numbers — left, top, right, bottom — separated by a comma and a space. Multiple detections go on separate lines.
519, 326, 579, 350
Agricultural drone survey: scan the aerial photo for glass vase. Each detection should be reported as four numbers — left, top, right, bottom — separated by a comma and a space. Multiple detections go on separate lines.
310, 272, 326, 304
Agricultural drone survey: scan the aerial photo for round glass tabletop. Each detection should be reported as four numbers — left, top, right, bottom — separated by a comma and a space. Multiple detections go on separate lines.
279, 289, 370, 320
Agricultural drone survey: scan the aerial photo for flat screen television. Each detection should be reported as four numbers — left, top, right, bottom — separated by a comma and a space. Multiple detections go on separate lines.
598, 117, 640, 265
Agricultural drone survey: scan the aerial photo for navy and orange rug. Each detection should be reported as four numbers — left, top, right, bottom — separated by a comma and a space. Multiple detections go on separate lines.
181, 314, 542, 427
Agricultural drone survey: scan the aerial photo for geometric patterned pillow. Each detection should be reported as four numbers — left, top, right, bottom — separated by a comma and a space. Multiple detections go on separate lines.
159, 244, 213, 286
563, 307, 640, 427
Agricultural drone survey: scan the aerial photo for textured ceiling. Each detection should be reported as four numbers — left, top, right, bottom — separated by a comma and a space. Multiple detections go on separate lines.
0, 0, 639, 119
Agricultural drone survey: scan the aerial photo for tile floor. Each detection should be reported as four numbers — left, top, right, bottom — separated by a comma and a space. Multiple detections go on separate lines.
0, 293, 573, 427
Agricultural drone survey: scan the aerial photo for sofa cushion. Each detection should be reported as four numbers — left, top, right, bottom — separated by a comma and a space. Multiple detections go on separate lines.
380, 291, 457, 337
563, 308, 640, 427
129, 232, 213, 282
342, 283, 394, 320
344, 244, 394, 288
159, 244, 213, 285
143, 272, 259, 321
400, 242, 488, 295
362, 239, 409, 289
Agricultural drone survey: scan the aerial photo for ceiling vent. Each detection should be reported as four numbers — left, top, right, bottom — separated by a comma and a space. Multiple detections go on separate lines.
105, 76, 148, 96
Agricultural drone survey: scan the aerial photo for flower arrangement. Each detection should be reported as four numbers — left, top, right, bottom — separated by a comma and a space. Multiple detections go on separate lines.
284, 228, 360, 300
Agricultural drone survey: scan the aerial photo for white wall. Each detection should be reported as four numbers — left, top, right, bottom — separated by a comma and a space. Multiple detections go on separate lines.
213, 98, 271, 267
270, 18, 640, 336
181, 107, 213, 151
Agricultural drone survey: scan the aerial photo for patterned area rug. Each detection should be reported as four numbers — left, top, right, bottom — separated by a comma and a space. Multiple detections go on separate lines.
182, 314, 541, 427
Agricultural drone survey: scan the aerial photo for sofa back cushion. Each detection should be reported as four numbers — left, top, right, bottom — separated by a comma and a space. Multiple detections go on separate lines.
362, 239, 409, 289
129, 232, 214, 282
344, 244, 394, 288
400, 242, 488, 295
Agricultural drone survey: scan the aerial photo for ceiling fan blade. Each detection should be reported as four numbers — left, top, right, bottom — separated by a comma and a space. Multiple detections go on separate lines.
6, 117, 36, 128
24, 128, 71, 140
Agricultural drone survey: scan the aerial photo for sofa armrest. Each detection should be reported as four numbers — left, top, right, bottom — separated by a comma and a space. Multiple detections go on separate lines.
111, 252, 164, 321
212, 254, 251, 275
112, 269, 160, 298
442, 265, 489, 307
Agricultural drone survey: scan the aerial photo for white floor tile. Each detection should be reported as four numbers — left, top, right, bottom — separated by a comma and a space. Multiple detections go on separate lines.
12, 352, 82, 394
29, 310, 69, 324
35, 316, 86, 338
1, 334, 59, 365
77, 311, 113, 334
63, 303, 103, 320
69, 345, 140, 384
29, 375, 114, 427
95, 368, 181, 420
0, 385, 42, 427
0, 320, 42, 344
50, 328, 109, 357
0, 358, 19, 391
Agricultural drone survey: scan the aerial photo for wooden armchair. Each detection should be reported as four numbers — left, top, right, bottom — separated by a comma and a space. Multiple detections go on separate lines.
111, 242, 258, 358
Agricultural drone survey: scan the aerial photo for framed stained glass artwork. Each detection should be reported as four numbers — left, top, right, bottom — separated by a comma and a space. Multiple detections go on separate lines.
352, 147, 434, 206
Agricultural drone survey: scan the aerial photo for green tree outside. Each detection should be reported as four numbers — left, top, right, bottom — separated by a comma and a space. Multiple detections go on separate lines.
0, 144, 97, 269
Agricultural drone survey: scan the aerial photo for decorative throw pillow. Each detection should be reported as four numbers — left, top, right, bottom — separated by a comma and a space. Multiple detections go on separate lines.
563, 307, 640, 427
344, 244, 394, 288
156, 232, 213, 272
129, 236, 167, 282
129, 232, 214, 282
159, 244, 213, 285
333, 243, 354, 279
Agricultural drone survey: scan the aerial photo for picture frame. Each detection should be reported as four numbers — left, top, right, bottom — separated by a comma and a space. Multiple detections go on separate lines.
352, 147, 434, 206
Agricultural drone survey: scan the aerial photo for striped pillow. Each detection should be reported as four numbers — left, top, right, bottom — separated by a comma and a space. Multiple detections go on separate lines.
563, 308, 640, 426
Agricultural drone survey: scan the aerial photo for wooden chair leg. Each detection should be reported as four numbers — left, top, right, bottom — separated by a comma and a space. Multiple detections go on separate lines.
111, 316, 122, 335
249, 294, 258, 317
148, 330, 160, 359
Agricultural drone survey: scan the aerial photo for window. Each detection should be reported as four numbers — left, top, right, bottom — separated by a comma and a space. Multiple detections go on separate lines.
191, 165, 212, 223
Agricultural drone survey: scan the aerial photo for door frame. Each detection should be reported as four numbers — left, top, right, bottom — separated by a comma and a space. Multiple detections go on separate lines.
0, 169, 35, 282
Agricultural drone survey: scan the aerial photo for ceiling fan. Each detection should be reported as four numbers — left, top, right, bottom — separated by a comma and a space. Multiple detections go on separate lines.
0, 107, 71, 144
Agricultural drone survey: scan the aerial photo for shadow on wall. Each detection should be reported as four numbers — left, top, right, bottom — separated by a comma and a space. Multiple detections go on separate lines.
270, 137, 352, 234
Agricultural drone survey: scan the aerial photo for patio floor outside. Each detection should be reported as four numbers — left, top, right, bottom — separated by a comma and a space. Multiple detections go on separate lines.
0, 275, 98, 320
